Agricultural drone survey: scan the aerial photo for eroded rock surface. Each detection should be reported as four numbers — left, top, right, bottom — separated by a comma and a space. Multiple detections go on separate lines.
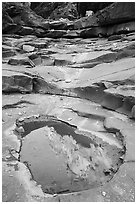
2, 2, 135, 202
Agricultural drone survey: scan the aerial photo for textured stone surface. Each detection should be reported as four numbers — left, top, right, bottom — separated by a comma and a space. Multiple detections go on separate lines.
2, 2, 135, 201
44, 30, 67, 38
77, 2, 113, 17
2, 70, 33, 93
74, 15, 98, 30
2, 31, 135, 202
96, 2, 135, 26
2, 2, 50, 34
106, 21, 135, 36
32, 2, 78, 20
2, 2, 135, 38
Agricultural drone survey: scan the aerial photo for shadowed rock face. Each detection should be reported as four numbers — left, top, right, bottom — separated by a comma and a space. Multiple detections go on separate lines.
2, 2, 49, 34
96, 2, 135, 26
30, 2, 41, 10
31, 2, 78, 20
2, 2, 135, 38
77, 2, 113, 17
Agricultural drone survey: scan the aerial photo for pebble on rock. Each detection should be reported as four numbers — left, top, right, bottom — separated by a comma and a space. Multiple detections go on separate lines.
7, 113, 12, 116
65, 79, 71, 83
23, 45, 35, 52
18, 112, 23, 116
102, 191, 107, 196
15, 126, 25, 134
18, 117, 24, 122
68, 118, 72, 121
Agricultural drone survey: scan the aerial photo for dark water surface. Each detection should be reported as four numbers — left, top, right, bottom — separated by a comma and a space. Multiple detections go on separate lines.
20, 121, 98, 194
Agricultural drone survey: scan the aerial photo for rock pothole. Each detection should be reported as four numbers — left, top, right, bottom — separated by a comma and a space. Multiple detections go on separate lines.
13, 115, 125, 195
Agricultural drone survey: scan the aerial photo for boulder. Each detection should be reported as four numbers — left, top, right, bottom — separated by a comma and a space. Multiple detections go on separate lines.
22, 45, 35, 52
96, 2, 135, 26
104, 117, 126, 132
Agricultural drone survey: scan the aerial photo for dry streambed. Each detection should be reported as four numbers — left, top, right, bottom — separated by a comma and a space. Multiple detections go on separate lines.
2, 34, 135, 202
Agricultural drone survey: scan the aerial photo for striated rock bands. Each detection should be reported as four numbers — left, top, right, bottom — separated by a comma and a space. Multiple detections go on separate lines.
2, 2, 135, 38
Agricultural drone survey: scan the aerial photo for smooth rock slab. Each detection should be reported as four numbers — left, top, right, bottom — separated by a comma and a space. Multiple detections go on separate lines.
22, 45, 35, 52
72, 58, 135, 87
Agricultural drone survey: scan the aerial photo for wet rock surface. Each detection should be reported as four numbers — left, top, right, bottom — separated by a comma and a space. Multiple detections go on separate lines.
13, 115, 125, 194
2, 2, 135, 202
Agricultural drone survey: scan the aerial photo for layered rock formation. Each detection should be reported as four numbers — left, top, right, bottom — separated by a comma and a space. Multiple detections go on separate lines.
2, 2, 135, 38
77, 2, 113, 17
2, 2, 135, 202
2, 2, 49, 35
31, 2, 78, 20
96, 2, 135, 26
